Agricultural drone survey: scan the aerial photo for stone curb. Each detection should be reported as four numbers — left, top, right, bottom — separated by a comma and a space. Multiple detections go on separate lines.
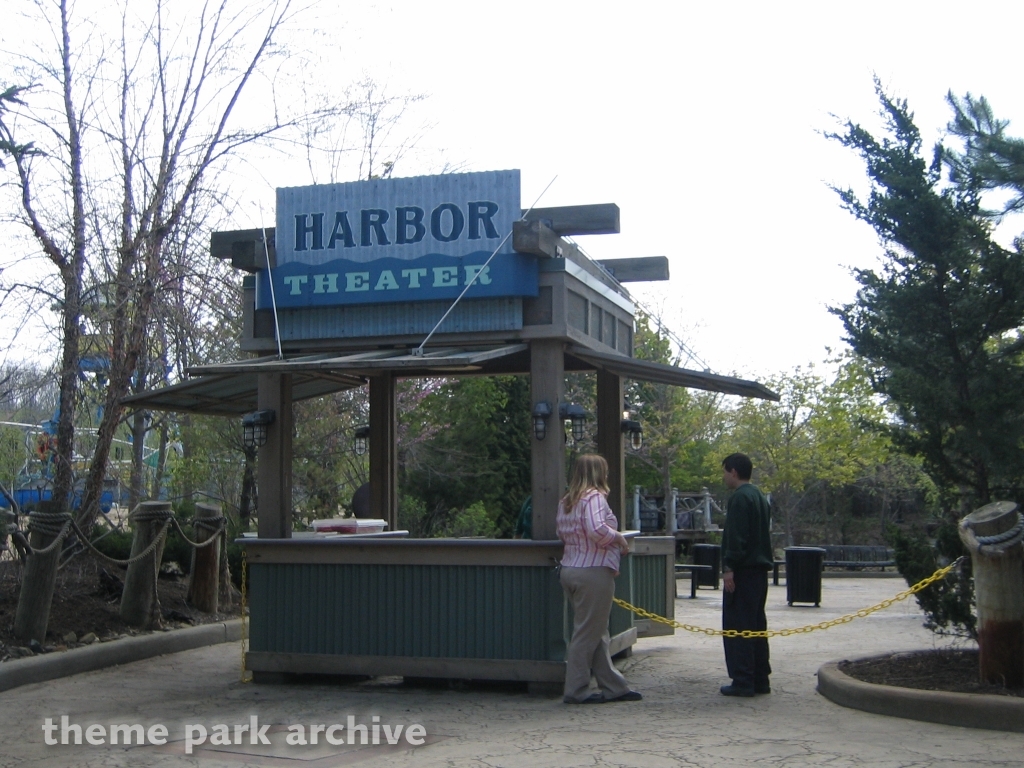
0, 620, 243, 694
817, 654, 1024, 733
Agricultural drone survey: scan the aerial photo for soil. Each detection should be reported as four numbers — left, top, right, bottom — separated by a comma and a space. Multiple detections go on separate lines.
0, 554, 240, 662
840, 649, 1023, 698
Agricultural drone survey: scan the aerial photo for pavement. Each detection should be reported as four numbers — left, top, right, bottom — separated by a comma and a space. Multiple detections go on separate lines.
1, 577, 1022, 768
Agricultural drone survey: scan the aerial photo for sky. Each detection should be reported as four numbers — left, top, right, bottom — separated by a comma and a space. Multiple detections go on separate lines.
5, 0, 1024, 383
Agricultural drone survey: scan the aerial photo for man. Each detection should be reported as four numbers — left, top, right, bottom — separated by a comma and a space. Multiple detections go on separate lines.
719, 452, 773, 697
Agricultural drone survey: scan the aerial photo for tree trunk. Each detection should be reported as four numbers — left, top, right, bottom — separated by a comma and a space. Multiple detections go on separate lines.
129, 410, 147, 510
13, 501, 66, 643
958, 501, 1024, 689
120, 501, 170, 629
187, 502, 221, 613
150, 420, 168, 500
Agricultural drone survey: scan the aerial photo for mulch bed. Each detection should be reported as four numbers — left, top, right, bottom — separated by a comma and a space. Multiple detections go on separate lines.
840, 649, 1023, 698
0, 553, 240, 661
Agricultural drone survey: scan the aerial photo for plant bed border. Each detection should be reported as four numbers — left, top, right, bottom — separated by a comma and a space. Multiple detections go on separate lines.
0, 619, 242, 694
817, 652, 1024, 733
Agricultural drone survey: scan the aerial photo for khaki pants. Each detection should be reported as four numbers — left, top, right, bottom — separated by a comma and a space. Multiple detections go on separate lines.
560, 565, 630, 702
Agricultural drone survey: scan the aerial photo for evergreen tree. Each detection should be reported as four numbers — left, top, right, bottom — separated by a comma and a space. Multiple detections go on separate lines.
829, 81, 1024, 506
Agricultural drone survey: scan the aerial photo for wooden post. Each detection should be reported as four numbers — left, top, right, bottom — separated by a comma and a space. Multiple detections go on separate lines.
959, 501, 1024, 689
120, 501, 172, 629
257, 373, 293, 539
369, 374, 398, 531
187, 502, 221, 613
530, 340, 565, 541
13, 500, 65, 643
596, 369, 626, 529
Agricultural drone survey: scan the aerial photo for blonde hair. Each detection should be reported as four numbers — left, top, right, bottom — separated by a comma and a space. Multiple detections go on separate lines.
561, 454, 610, 513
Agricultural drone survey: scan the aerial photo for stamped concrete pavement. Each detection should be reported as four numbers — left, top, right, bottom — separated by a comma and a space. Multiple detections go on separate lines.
1, 577, 1021, 768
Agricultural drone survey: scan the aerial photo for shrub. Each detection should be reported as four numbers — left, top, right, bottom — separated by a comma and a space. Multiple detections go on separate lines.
888, 521, 975, 639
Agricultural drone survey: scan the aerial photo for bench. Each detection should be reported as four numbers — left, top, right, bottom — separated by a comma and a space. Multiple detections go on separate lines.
819, 545, 895, 570
674, 563, 714, 598
772, 546, 895, 584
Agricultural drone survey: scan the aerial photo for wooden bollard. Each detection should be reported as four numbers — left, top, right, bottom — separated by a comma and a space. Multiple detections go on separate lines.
120, 501, 171, 629
13, 500, 66, 643
187, 502, 222, 613
958, 501, 1024, 689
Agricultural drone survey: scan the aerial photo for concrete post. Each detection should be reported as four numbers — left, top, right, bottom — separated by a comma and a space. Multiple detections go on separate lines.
958, 501, 1024, 689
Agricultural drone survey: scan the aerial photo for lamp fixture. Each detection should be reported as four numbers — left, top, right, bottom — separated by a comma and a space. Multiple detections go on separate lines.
531, 401, 552, 441
242, 409, 276, 450
559, 403, 587, 442
621, 418, 643, 451
353, 425, 371, 455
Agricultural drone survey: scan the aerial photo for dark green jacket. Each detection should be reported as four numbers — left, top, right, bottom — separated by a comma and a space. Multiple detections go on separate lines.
721, 483, 773, 571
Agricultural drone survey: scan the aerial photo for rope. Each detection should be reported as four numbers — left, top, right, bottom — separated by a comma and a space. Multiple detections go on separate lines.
25, 511, 74, 556
973, 512, 1024, 549
613, 556, 965, 639
70, 517, 172, 568
169, 516, 226, 549
240, 548, 252, 683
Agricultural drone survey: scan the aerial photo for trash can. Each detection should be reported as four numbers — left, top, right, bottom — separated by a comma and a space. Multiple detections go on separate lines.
692, 543, 720, 589
785, 547, 825, 606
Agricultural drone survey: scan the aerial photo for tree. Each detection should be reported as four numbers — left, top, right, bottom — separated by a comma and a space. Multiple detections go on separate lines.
728, 361, 890, 546
626, 313, 727, 500
829, 81, 1024, 507
0, 0, 318, 532
0, 0, 339, 640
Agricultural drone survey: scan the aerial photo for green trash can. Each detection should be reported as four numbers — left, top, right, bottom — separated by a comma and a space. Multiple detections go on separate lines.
785, 547, 825, 606
692, 543, 720, 589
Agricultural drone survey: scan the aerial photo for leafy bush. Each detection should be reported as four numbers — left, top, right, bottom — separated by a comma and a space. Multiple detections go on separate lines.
437, 501, 499, 538
888, 521, 975, 639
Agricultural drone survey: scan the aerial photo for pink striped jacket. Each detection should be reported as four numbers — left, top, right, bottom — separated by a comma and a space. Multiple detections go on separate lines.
557, 489, 621, 571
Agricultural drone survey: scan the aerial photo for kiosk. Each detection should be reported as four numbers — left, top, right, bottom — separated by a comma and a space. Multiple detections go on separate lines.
128, 170, 776, 683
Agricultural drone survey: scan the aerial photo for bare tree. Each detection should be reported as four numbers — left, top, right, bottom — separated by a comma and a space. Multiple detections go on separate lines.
0, 0, 325, 639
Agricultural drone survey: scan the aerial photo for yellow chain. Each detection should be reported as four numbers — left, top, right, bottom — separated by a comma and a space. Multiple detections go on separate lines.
614, 557, 964, 638
240, 548, 252, 683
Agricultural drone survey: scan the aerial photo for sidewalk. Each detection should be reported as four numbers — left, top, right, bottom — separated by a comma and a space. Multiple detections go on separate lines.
1, 578, 1021, 767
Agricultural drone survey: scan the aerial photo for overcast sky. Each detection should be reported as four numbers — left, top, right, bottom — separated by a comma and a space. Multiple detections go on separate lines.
240, 0, 1024, 379
6, 1, 1024, 382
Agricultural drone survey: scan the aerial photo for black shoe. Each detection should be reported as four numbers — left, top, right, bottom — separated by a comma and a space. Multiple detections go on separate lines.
563, 693, 605, 704
755, 685, 771, 695
604, 690, 643, 702
720, 684, 755, 697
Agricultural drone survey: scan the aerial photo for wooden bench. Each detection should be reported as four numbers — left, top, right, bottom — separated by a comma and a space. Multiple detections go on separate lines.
674, 563, 714, 598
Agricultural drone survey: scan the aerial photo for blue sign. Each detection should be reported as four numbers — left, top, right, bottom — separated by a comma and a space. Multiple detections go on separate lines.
263, 170, 535, 308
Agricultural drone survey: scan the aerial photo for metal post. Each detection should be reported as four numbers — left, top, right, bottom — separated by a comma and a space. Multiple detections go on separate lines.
668, 488, 678, 534
633, 486, 641, 532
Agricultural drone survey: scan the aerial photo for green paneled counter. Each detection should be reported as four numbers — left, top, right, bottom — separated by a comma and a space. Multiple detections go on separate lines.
243, 536, 674, 683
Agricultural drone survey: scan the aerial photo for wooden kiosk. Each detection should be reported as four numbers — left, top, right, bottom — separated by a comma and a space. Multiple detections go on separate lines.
129, 171, 776, 683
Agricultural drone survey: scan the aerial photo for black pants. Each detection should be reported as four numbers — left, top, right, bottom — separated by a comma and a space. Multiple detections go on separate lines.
722, 568, 771, 690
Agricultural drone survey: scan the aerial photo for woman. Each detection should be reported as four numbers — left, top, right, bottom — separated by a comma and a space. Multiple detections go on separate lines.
557, 454, 642, 704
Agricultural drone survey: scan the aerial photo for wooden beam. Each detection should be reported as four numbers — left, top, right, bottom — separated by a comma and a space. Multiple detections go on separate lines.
596, 369, 625, 528
369, 374, 398, 531
597, 256, 670, 282
257, 374, 293, 539
512, 219, 563, 259
530, 340, 565, 540
522, 204, 620, 236
211, 228, 276, 272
